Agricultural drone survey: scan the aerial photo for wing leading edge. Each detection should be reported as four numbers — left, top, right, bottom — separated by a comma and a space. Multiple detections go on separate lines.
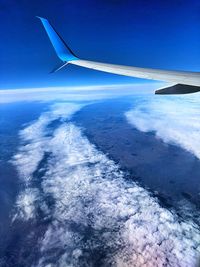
37, 17, 200, 95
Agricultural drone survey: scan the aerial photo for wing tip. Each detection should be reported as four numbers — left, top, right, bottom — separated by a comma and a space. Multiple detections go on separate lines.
36, 16, 47, 22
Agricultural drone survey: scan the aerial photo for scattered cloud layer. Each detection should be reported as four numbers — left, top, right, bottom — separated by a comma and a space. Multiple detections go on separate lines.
12, 103, 82, 219
126, 94, 200, 159
12, 102, 200, 267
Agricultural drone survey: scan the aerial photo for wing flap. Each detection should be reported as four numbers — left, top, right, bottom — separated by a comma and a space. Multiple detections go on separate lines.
155, 84, 200, 95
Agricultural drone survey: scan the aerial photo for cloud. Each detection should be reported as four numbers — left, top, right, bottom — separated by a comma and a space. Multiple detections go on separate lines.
0, 83, 162, 103
13, 188, 40, 221
12, 102, 200, 267
126, 94, 200, 160
12, 103, 83, 220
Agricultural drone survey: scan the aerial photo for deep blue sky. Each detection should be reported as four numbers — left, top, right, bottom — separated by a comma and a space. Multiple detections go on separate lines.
0, 0, 200, 89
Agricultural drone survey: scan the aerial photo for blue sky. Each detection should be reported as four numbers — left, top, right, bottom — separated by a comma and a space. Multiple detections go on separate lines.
0, 0, 200, 89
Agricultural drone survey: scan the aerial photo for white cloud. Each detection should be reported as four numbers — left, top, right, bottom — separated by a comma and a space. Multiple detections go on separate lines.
0, 83, 162, 103
13, 188, 40, 221
12, 103, 83, 219
12, 102, 200, 267
126, 94, 200, 159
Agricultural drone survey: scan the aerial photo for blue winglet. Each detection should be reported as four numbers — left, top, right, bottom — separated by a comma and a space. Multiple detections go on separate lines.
37, 16, 77, 62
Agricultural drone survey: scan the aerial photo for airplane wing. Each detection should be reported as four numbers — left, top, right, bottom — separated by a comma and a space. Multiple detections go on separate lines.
37, 17, 200, 95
